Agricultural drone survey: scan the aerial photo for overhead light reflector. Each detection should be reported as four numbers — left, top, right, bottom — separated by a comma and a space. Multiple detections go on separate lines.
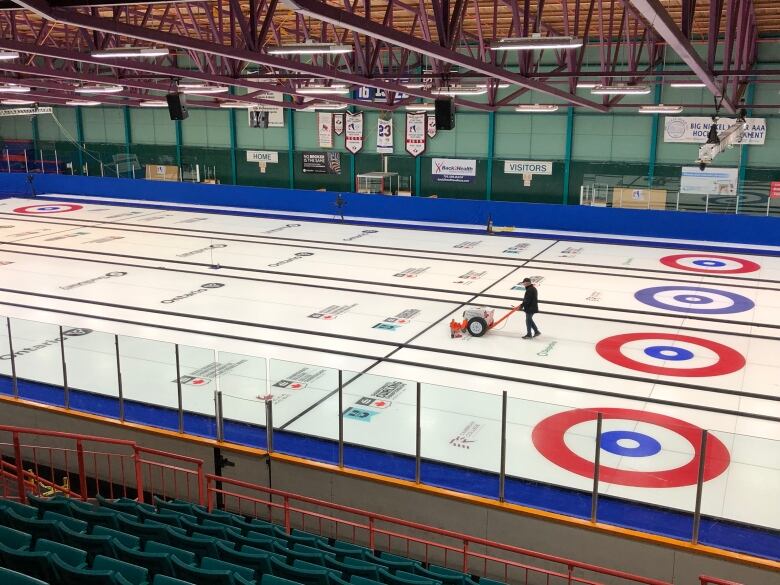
476, 82, 510, 89
638, 104, 684, 114
0, 51, 20, 61
404, 103, 435, 111
1, 99, 34, 105
490, 36, 583, 51
591, 84, 651, 95
75, 84, 123, 94
178, 83, 229, 95
514, 104, 559, 113
670, 82, 706, 88
92, 47, 169, 58
219, 102, 253, 109
304, 103, 348, 111
66, 100, 102, 106
266, 43, 352, 55
431, 85, 487, 96
139, 100, 168, 107
0, 84, 31, 94
297, 84, 350, 95
576, 82, 598, 89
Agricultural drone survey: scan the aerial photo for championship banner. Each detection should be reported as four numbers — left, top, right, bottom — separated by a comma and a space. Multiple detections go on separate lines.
427, 115, 437, 138
345, 112, 363, 154
405, 113, 426, 157
377, 117, 393, 153
317, 112, 333, 148
334, 114, 345, 136
302, 152, 341, 175
664, 116, 766, 145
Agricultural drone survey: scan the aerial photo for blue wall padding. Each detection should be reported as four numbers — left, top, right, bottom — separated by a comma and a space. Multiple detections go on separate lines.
1, 173, 779, 247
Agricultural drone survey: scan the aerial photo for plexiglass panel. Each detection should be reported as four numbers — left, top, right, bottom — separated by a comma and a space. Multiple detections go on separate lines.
62, 325, 120, 418
177, 344, 218, 438
217, 351, 267, 448
8, 317, 65, 406
0, 316, 13, 395
117, 334, 178, 431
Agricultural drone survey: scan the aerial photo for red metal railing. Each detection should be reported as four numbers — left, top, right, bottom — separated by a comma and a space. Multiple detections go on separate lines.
0, 425, 204, 506
205, 474, 674, 585
699, 578, 744, 585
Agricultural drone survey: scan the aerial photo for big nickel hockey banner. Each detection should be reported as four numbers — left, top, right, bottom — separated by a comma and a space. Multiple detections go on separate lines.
664, 116, 766, 145
377, 117, 393, 153
345, 112, 363, 154
405, 113, 426, 157
427, 115, 437, 138
334, 114, 344, 136
317, 112, 333, 148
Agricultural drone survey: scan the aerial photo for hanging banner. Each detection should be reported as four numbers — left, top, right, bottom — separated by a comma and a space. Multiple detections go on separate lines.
302, 152, 341, 175
377, 117, 393, 153
664, 116, 766, 145
334, 114, 344, 136
680, 166, 738, 195
427, 115, 437, 138
405, 113, 426, 157
345, 112, 363, 154
432, 158, 476, 183
246, 91, 285, 127
317, 112, 333, 148
770, 182, 780, 199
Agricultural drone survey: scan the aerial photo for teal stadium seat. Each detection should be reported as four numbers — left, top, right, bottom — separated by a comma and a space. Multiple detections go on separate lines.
0, 524, 32, 550
166, 526, 221, 559
152, 575, 197, 585
92, 524, 142, 549
414, 565, 469, 585
0, 547, 55, 583
170, 554, 253, 585
5, 511, 65, 543
49, 554, 134, 585
270, 557, 334, 585
350, 576, 385, 585
0, 500, 38, 519
201, 555, 258, 582
26, 494, 73, 517
42, 510, 89, 533
33, 537, 87, 568
58, 523, 117, 561
94, 554, 151, 585
226, 529, 275, 551
113, 538, 176, 577
215, 541, 274, 574
117, 514, 181, 544
316, 538, 368, 559
261, 575, 305, 585
379, 569, 440, 585
324, 554, 382, 580
145, 540, 198, 565
363, 551, 419, 573
70, 503, 123, 529
0, 564, 49, 585
154, 497, 203, 516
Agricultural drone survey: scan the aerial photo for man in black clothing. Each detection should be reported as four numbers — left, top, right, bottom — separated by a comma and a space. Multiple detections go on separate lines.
519, 278, 540, 339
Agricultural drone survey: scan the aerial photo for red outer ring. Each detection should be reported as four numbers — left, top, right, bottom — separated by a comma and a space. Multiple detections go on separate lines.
13, 204, 83, 214
660, 253, 760, 274
595, 332, 745, 377
531, 408, 730, 488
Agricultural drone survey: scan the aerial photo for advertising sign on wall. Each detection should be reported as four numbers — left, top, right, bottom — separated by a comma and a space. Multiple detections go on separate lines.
680, 166, 738, 195
664, 117, 766, 145
432, 158, 477, 183
302, 152, 341, 174
246, 91, 285, 127
345, 112, 363, 154
405, 113, 426, 157
317, 112, 333, 148
377, 118, 393, 153
504, 160, 553, 175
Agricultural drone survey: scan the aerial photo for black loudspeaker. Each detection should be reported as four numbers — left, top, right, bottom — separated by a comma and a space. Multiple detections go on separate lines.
250, 110, 269, 129
166, 92, 188, 121
434, 99, 454, 130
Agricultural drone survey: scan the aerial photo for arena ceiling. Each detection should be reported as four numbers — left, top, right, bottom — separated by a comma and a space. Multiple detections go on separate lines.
0, 0, 778, 112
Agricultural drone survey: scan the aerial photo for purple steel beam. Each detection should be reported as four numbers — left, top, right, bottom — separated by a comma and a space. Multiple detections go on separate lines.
10, 0, 456, 105
626, 0, 736, 113
285, 0, 607, 111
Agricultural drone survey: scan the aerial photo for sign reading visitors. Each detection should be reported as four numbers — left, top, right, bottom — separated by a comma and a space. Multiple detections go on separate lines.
302, 152, 341, 175
432, 158, 477, 183
246, 91, 284, 127
345, 112, 363, 154
680, 166, 739, 195
377, 117, 393, 153
770, 181, 780, 199
246, 151, 278, 164
504, 160, 553, 175
405, 113, 426, 157
317, 112, 333, 148
664, 116, 767, 145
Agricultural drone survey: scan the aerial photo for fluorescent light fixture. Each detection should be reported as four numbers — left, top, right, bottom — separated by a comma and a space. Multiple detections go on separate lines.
304, 103, 348, 111
476, 82, 510, 89
75, 84, 123, 94
297, 84, 350, 95
404, 103, 435, 111
219, 102, 253, 109
402, 82, 426, 89
0, 84, 31, 94
490, 36, 582, 51
638, 104, 684, 114
576, 81, 598, 89
266, 42, 352, 55
1, 99, 34, 105
66, 100, 101, 106
591, 84, 651, 95
514, 104, 559, 113
0, 51, 20, 61
139, 100, 168, 107
431, 85, 487, 96
178, 83, 229, 95
91, 47, 169, 58
670, 81, 706, 88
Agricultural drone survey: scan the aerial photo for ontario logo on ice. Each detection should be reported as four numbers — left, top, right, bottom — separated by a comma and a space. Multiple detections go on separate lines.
1, 328, 93, 360
60, 271, 128, 291
343, 229, 378, 242
161, 283, 225, 304
269, 251, 314, 267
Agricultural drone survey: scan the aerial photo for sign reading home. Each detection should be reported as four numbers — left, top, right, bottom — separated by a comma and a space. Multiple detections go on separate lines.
504, 160, 553, 175
432, 158, 477, 183
246, 151, 278, 164
664, 116, 767, 145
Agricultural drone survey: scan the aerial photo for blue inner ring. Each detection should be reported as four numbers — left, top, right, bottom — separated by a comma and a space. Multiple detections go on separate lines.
644, 345, 694, 361
601, 430, 662, 457
693, 259, 726, 267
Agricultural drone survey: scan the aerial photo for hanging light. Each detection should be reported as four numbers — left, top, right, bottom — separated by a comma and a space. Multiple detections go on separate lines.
75, 84, 123, 94
297, 84, 350, 95
404, 103, 435, 111
476, 82, 510, 89
177, 83, 229, 95
139, 100, 168, 107
638, 104, 684, 114
266, 43, 352, 55
490, 36, 582, 51
514, 104, 559, 113
1, 99, 35, 105
303, 102, 348, 111
66, 100, 102, 106
92, 47, 169, 58
0, 84, 31, 94
431, 85, 487, 96
0, 51, 20, 61
219, 102, 254, 109
670, 82, 706, 88
576, 82, 598, 89
591, 84, 651, 95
